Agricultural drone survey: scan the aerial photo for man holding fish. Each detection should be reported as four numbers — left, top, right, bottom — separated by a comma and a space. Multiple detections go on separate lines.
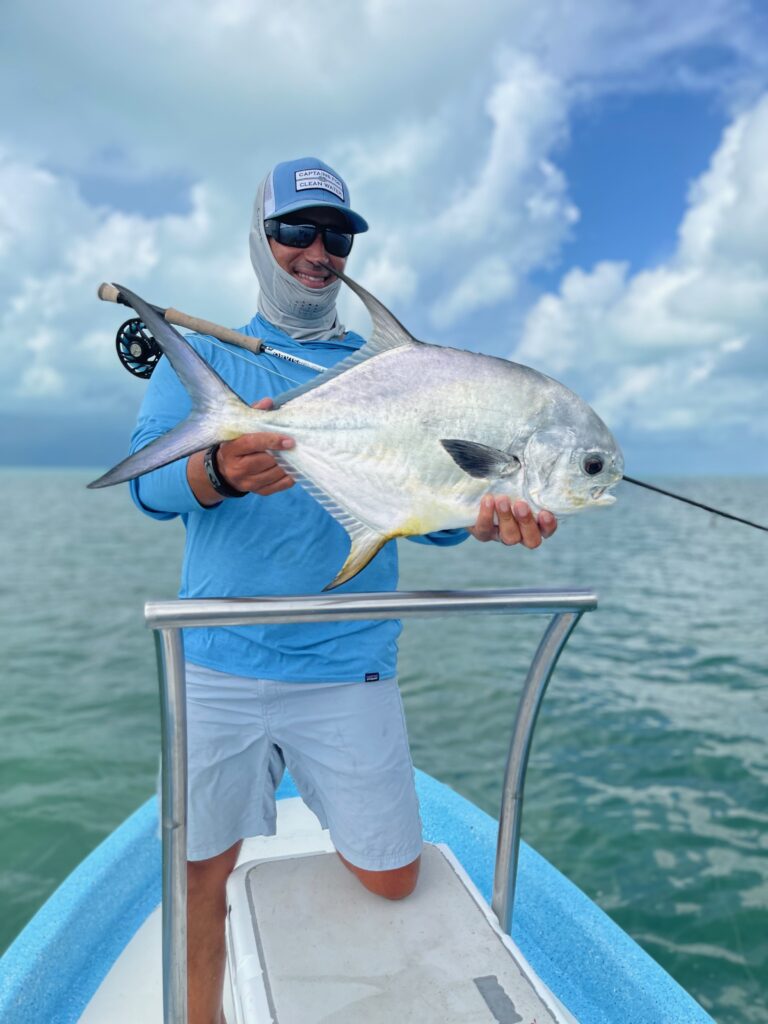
126, 157, 557, 1024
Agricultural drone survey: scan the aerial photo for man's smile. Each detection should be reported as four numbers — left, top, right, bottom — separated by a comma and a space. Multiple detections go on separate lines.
294, 265, 332, 288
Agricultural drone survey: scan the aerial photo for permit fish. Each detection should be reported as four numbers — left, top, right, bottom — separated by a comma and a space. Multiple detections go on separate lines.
89, 273, 624, 589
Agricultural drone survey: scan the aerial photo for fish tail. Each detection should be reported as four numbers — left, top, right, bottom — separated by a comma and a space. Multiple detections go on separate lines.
88, 284, 254, 489
87, 410, 242, 488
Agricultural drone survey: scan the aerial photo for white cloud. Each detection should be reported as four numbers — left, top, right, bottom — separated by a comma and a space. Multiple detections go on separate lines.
423, 53, 577, 325
515, 94, 768, 444
430, 257, 518, 329
0, 0, 766, 468
0, 156, 257, 418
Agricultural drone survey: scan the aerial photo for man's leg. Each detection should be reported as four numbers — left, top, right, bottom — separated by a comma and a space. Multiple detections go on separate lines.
187, 840, 242, 1024
184, 666, 286, 1024
337, 851, 420, 899
278, 678, 424, 901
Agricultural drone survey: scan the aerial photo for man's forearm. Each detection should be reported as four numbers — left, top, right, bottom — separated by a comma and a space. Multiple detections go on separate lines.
187, 450, 225, 508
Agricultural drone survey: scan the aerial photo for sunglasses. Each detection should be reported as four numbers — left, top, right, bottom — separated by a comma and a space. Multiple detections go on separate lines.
264, 218, 354, 258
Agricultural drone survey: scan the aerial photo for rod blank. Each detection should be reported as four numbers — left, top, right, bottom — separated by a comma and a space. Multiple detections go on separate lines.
623, 475, 768, 532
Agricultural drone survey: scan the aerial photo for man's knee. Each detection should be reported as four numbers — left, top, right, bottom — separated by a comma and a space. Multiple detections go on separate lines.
338, 852, 421, 900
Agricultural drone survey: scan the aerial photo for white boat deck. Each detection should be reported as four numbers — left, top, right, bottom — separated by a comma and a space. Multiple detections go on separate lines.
228, 844, 574, 1023
78, 798, 334, 1023
79, 797, 575, 1023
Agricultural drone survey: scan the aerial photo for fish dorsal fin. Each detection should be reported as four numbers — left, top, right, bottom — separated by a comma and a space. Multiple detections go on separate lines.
272, 270, 417, 410
333, 267, 417, 350
272, 449, 389, 589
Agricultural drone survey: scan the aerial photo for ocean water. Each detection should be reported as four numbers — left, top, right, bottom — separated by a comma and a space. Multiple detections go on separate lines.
1, 468, 766, 1022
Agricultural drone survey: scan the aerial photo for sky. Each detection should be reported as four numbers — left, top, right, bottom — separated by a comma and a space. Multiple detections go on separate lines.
1, 0, 767, 475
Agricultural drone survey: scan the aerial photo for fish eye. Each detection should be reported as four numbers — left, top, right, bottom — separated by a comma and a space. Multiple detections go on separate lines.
582, 454, 604, 476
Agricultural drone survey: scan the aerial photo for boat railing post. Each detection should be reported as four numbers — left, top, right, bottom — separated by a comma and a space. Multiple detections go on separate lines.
146, 588, 595, 1022
491, 610, 583, 934
154, 626, 188, 1024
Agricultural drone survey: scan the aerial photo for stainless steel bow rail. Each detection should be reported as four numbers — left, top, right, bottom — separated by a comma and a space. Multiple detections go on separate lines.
146, 587, 598, 1024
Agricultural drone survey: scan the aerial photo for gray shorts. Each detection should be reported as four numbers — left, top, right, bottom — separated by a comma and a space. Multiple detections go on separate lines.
184, 663, 423, 869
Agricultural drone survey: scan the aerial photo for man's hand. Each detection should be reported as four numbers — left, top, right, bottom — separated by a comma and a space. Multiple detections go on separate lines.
187, 398, 295, 505
468, 496, 557, 548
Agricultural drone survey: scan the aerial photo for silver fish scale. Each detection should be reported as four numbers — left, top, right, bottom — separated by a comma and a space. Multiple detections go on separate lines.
260, 344, 587, 536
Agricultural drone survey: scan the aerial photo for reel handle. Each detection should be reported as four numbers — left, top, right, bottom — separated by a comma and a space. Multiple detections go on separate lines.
97, 282, 265, 355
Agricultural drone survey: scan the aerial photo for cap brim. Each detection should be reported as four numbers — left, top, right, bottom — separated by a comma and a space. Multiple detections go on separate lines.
269, 198, 369, 234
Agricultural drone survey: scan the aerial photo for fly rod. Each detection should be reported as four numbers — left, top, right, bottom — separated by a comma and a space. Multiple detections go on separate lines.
98, 280, 767, 533
622, 475, 768, 533
97, 282, 324, 376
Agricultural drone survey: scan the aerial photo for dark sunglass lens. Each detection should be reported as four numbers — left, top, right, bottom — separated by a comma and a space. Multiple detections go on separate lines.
278, 223, 317, 248
266, 219, 353, 256
323, 229, 353, 257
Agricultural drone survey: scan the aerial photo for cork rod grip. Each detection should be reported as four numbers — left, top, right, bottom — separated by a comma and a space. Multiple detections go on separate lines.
164, 309, 263, 354
96, 282, 264, 355
98, 282, 121, 303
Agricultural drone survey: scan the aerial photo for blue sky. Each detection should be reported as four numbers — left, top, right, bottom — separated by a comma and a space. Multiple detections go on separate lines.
1, 0, 767, 476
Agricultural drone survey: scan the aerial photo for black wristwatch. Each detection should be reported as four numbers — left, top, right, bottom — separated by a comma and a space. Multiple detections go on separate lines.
203, 444, 247, 498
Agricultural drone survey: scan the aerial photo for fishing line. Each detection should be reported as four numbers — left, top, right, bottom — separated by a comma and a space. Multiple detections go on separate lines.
199, 335, 303, 387
622, 476, 768, 533
103, 282, 324, 383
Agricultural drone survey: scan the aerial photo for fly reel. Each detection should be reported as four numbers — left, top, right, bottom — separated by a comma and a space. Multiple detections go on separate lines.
115, 318, 162, 378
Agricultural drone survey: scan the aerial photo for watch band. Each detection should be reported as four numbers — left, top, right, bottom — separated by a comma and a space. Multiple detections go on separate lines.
203, 444, 247, 498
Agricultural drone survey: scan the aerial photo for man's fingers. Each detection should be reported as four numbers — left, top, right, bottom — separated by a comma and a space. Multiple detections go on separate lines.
537, 510, 558, 539
469, 496, 498, 542
470, 496, 557, 546
258, 476, 295, 496
495, 498, 523, 546
513, 501, 542, 548
251, 465, 291, 490
227, 432, 294, 455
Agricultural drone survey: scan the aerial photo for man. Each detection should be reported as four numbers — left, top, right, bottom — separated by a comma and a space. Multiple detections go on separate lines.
129, 156, 557, 1024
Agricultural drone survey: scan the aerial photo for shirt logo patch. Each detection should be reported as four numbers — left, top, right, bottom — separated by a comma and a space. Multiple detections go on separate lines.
295, 168, 344, 200
365, 672, 380, 683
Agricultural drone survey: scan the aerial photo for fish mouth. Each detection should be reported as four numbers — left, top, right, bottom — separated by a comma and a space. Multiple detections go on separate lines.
590, 485, 616, 506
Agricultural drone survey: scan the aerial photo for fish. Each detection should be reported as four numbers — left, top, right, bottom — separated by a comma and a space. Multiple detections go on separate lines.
89, 273, 624, 589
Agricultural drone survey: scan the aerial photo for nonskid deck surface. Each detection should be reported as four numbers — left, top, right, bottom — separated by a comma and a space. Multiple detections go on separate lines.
228, 844, 574, 1024
226, 808, 576, 1024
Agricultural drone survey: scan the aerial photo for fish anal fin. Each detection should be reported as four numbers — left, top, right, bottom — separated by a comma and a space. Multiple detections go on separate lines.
324, 524, 390, 591
441, 439, 521, 480
271, 449, 392, 590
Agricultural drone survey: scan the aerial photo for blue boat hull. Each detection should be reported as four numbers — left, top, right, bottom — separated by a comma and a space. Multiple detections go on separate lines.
0, 769, 713, 1024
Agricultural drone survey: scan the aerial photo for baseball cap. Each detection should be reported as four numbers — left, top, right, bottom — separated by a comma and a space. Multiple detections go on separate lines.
262, 157, 369, 233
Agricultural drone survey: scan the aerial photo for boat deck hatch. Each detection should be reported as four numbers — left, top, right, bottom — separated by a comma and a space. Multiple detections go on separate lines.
226, 843, 576, 1024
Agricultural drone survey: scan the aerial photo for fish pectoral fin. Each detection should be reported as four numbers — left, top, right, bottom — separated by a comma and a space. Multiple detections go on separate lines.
324, 523, 390, 591
440, 439, 521, 480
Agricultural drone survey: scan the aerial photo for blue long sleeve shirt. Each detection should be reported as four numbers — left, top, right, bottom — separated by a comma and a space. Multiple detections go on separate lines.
129, 314, 467, 682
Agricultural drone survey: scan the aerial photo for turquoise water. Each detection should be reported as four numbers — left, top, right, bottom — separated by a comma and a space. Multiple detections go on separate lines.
1, 469, 766, 1022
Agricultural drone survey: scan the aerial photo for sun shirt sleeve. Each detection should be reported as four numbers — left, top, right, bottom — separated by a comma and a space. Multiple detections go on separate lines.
127, 352, 213, 519
408, 529, 468, 547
